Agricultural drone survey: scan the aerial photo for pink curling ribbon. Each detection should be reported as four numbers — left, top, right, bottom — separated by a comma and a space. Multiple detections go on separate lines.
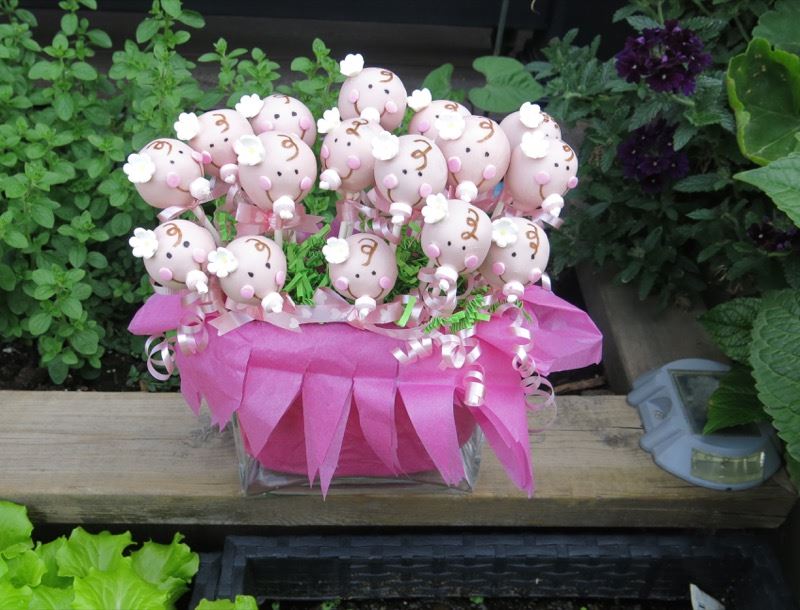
144, 334, 175, 381
210, 296, 301, 335
236, 202, 324, 237
416, 267, 458, 317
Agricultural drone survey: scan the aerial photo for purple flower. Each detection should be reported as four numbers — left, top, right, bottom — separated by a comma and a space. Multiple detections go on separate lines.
616, 20, 712, 95
747, 217, 800, 252
617, 119, 689, 193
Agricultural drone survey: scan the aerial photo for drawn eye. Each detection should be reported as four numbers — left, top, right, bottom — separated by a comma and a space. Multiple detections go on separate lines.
294, 169, 299, 174
484, 151, 489, 157
368, 84, 373, 89
347, 142, 351, 146
277, 171, 282, 177
461, 245, 466, 251
334, 138, 338, 143
511, 252, 517, 258
166, 252, 173, 259
170, 160, 175, 164
178, 150, 184, 154
183, 241, 190, 248
566, 165, 570, 170
465, 147, 471, 153
247, 272, 254, 278
274, 113, 280, 119
531, 253, 536, 260
224, 137, 229, 142
554, 162, 559, 167
266, 262, 271, 269
371, 270, 376, 276
417, 171, 422, 177
435, 114, 439, 118
292, 111, 297, 116
209, 143, 215, 148
384, 88, 389, 94
402, 169, 407, 175
355, 273, 360, 278
447, 241, 452, 246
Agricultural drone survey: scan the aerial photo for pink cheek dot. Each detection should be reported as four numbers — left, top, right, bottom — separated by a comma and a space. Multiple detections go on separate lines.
158, 267, 173, 282
418, 183, 432, 197
240, 284, 255, 300
258, 175, 272, 190
423, 243, 440, 259
347, 89, 359, 103
192, 248, 206, 264
382, 173, 398, 189
534, 171, 551, 185
492, 262, 505, 275
385, 100, 398, 114
379, 275, 392, 289
276, 271, 286, 287
334, 277, 349, 291
300, 176, 313, 190
482, 164, 497, 180
320, 144, 330, 160
464, 255, 479, 270
299, 116, 312, 130
447, 157, 462, 173
418, 119, 431, 133
567, 176, 579, 188
166, 172, 180, 188
346, 155, 361, 170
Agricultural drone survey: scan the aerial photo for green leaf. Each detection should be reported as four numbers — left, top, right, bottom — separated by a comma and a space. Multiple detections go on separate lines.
686, 209, 717, 220
176, 9, 204, 28
421, 63, 455, 100
109, 212, 132, 236
68, 329, 99, 356
468, 56, 543, 113
28, 312, 53, 336
160, 0, 182, 18
61, 297, 83, 320
35, 537, 71, 588
31, 203, 55, 229
56, 528, 132, 578
28, 61, 59, 80
60, 13, 77, 36
625, 15, 660, 30
735, 153, 800, 228
290, 57, 314, 73
71, 62, 97, 81
703, 365, 769, 434
29, 585, 73, 610
71, 562, 167, 610
700, 297, 761, 363
87, 29, 112, 49
0, 581, 32, 610
783, 255, 800, 289
197, 596, 259, 610
752, 0, 800, 56
47, 359, 68, 385
750, 290, 800, 462
4, 549, 46, 588
53, 92, 74, 121
0, 263, 15, 290
0, 501, 33, 555
726, 38, 800, 165
135, 19, 160, 44
673, 174, 726, 193
131, 533, 198, 603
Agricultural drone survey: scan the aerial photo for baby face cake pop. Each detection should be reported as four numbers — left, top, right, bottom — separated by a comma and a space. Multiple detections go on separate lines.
406, 88, 471, 143
236, 131, 317, 221
123, 138, 207, 210
505, 132, 578, 217
479, 217, 550, 302
236, 93, 316, 148
207, 235, 287, 313
499, 102, 562, 150
337, 53, 407, 131
174, 109, 254, 181
323, 233, 397, 318
436, 114, 511, 203
372, 133, 448, 223
317, 109, 382, 193
419, 195, 492, 291
129, 220, 215, 294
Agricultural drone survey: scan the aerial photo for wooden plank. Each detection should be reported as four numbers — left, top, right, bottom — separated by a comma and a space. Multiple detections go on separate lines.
0, 391, 793, 528
576, 265, 725, 393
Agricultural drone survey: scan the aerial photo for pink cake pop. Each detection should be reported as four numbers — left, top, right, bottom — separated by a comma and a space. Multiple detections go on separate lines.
174, 109, 254, 182
323, 233, 397, 319
337, 53, 407, 131
406, 88, 471, 143
371, 133, 448, 225
236, 93, 316, 148
235, 131, 317, 222
436, 114, 511, 204
499, 102, 562, 150
479, 217, 550, 302
129, 220, 215, 294
505, 132, 579, 218
206, 235, 287, 314
317, 110, 382, 194
123, 138, 208, 210
419, 195, 492, 292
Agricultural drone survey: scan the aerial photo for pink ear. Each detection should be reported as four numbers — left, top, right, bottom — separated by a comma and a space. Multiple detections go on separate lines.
417, 119, 431, 133
300, 176, 313, 191
166, 172, 180, 188
382, 173, 398, 189
447, 156, 461, 173
482, 164, 497, 180
276, 270, 286, 287
258, 175, 272, 190
158, 267, 173, 282
334, 276, 349, 291
492, 261, 505, 275
379, 275, 392, 290
418, 183, 432, 198
423, 243, 440, 259
534, 171, 551, 185
567, 176, 579, 188
299, 116, 312, 130
385, 99, 398, 114
320, 144, 330, 160
347, 88, 359, 103
464, 254, 479, 269
346, 155, 361, 170
192, 248, 207, 264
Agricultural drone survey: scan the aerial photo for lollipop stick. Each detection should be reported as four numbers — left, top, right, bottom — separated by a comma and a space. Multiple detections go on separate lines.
193, 205, 221, 245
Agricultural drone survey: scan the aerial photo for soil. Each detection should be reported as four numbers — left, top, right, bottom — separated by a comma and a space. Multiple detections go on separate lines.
254, 600, 683, 610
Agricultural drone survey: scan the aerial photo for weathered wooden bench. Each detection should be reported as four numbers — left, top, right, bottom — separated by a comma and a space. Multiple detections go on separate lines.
1, 390, 794, 529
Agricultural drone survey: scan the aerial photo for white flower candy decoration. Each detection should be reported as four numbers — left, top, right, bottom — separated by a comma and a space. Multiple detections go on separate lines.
189, 177, 211, 200
421, 193, 449, 224
233, 135, 265, 166
339, 53, 364, 77
174, 112, 200, 141
323, 237, 350, 264
207, 247, 239, 278
317, 107, 341, 134
406, 88, 432, 112
519, 102, 544, 129
123, 153, 156, 184
520, 130, 550, 159
129, 227, 158, 259
435, 111, 466, 141
359, 107, 381, 123
491, 218, 519, 248
235, 93, 264, 118
371, 130, 400, 160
